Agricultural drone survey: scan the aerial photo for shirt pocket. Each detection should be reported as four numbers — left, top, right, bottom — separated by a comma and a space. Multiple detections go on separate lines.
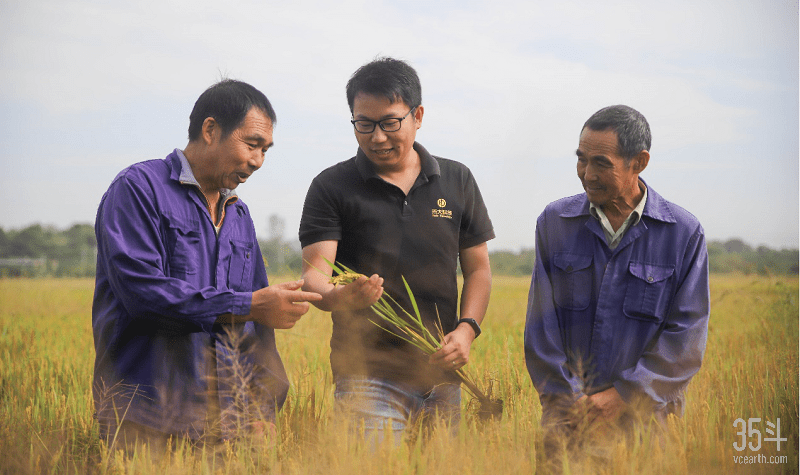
165, 215, 201, 277
552, 252, 593, 310
623, 262, 675, 322
228, 239, 255, 291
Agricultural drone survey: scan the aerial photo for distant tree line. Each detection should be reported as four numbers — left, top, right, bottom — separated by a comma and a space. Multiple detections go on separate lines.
0, 224, 97, 277
0, 223, 796, 277
489, 239, 799, 276
707, 238, 799, 275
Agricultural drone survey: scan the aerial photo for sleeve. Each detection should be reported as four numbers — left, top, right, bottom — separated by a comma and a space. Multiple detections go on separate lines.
459, 168, 495, 249
298, 175, 342, 248
96, 171, 252, 334
524, 211, 585, 400
613, 224, 710, 413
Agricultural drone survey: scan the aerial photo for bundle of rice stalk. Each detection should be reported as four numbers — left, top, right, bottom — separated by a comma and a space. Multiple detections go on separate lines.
319, 257, 503, 421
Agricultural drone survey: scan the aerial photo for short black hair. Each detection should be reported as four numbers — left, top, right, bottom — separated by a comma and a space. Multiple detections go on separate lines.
188, 79, 276, 141
346, 57, 422, 113
583, 105, 651, 163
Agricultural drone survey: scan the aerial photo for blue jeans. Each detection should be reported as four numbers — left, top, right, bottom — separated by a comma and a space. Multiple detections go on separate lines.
333, 377, 461, 445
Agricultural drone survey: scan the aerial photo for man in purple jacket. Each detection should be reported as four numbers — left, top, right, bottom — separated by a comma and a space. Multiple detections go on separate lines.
92, 80, 321, 451
524, 105, 710, 463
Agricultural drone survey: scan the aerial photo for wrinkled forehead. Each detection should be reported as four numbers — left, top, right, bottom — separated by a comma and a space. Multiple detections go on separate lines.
578, 128, 622, 157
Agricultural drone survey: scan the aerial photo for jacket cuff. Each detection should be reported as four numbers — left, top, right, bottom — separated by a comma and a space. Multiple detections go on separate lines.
201, 292, 253, 334
232, 291, 253, 317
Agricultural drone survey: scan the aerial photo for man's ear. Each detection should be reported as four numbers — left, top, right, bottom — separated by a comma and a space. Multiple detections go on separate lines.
201, 117, 219, 145
413, 105, 424, 130
632, 150, 650, 174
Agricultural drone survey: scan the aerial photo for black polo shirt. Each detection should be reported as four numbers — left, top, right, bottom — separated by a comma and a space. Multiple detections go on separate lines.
299, 142, 494, 389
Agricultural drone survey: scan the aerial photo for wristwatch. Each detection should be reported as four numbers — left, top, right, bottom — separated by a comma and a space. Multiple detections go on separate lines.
457, 318, 481, 338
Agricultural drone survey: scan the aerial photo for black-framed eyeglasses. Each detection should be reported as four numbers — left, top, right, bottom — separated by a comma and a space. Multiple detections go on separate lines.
351, 107, 416, 134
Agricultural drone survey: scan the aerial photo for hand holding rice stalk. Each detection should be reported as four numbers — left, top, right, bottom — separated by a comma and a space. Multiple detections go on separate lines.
318, 257, 503, 421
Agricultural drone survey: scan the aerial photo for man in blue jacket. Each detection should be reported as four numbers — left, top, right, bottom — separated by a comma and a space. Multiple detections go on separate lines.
92, 80, 321, 452
524, 105, 709, 461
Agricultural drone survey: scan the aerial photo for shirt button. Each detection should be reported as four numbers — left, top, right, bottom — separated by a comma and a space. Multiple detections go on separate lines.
246, 252, 251, 259
566, 265, 573, 272
404, 200, 408, 206
647, 276, 654, 282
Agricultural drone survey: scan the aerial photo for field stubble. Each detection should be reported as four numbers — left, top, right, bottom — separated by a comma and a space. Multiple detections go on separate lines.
0, 274, 796, 474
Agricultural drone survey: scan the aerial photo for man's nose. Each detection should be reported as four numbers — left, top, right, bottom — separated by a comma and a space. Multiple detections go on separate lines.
250, 152, 265, 170
583, 164, 599, 180
370, 127, 388, 142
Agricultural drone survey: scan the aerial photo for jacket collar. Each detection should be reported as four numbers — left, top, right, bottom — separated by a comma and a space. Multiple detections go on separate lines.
168, 148, 238, 204
559, 178, 676, 224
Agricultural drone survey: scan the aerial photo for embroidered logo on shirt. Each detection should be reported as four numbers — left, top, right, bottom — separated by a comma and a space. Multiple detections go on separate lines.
432, 198, 452, 219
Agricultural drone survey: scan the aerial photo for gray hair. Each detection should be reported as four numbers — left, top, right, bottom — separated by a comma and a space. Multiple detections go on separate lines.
583, 105, 651, 163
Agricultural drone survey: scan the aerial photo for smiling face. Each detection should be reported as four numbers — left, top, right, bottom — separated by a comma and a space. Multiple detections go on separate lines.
205, 107, 274, 191
576, 127, 641, 207
351, 92, 423, 173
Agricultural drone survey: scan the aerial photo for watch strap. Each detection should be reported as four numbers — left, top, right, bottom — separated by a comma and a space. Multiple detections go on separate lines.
457, 317, 481, 338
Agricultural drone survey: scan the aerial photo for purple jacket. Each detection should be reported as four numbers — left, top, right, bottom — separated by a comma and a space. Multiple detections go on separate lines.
524, 182, 709, 415
92, 150, 288, 439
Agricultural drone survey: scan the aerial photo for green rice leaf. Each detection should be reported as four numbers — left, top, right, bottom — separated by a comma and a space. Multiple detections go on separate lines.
321, 256, 345, 275
304, 258, 328, 277
402, 276, 422, 324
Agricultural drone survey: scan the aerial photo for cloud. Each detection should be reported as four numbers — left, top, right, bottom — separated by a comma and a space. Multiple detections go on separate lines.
0, 0, 796, 248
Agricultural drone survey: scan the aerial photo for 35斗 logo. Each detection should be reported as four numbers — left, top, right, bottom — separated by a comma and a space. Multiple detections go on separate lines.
733, 418, 787, 452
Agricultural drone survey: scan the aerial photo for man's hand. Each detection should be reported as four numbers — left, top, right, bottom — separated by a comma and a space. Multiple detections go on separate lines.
428, 322, 477, 370
300, 241, 383, 312
581, 387, 628, 423
245, 279, 322, 329
328, 274, 384, 312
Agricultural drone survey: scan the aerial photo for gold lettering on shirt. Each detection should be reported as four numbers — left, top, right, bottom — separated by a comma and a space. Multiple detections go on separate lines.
432, 198, 452, 219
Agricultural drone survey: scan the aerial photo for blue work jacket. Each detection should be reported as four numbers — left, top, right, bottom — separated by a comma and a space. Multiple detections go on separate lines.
92, 150, 288, 439
524, 183, 709, 415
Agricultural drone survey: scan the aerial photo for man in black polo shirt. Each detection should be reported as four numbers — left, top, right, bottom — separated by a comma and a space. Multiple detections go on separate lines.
300, 57, 495, 442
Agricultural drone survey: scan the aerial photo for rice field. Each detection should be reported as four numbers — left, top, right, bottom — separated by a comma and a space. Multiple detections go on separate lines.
0, 274, 796, 474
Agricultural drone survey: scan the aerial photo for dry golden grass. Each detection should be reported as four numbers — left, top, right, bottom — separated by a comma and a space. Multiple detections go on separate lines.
0, 274, 796, 474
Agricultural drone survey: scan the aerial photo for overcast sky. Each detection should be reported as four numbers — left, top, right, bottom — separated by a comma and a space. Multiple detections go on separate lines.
1, 0, 797, 251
